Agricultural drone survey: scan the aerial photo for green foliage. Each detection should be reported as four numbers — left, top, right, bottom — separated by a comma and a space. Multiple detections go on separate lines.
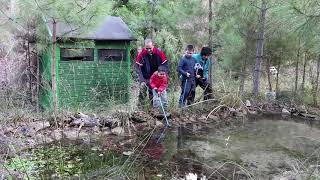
4, 156, 37, 179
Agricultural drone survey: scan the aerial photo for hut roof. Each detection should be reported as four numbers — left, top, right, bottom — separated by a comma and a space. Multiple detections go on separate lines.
47, 16, 135, 41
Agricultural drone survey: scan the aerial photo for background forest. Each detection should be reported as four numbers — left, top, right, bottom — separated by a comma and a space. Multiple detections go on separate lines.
1, 0, 320, 112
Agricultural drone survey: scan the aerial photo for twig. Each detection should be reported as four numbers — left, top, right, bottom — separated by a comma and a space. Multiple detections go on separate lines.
182, 99, 218, 109
206, 104, 226, 120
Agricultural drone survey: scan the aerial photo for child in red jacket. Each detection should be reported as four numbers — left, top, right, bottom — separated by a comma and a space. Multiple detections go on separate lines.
149, 66, 169, 115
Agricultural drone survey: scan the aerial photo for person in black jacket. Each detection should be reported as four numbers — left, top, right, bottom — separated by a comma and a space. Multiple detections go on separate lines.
135, 39, 168, 109
177, 45, 196, 107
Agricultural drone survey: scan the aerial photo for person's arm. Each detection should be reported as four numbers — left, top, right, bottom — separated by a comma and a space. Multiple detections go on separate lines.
135, 50, 147, 83
135, 63, 147, 83
149, 73, 157, 89
158, 75, 168, 92
203, 60, 211, 80
177, 58, 188, 76
158, 49, 169, 72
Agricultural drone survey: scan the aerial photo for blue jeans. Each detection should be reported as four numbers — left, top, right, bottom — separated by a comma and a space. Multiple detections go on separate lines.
179, 80, 195, 107
152, 89, 168, 112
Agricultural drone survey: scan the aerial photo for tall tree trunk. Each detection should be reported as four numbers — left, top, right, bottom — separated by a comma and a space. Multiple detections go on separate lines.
253, 0, 267, 97
294, 48, 300, 94
314, 54, 320, 106
51, 19, 58, 113
301, 51, 307, 92
208, 0, 213, 85
266, 57, 272, 91
275, 54, 281, 95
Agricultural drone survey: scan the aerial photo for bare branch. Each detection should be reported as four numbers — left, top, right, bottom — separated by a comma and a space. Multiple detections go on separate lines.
0, 8, 27, 31
247, 0, 262, 10
57, 13, 96, 40
34, 0, 54, 19
291, 2, 320, 17
74, 0, 92, 14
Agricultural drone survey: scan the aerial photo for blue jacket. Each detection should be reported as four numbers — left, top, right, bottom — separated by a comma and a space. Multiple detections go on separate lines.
192, 54, 211, 80
177, 55, 196, 82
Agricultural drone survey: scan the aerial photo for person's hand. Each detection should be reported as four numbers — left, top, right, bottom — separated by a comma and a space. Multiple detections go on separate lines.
196, 75, 201, 79
186, 72, 190, 78
140, 81, 147, 88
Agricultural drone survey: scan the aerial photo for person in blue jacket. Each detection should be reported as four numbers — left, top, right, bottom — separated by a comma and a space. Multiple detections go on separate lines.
177, 45, 196, 107
192, 47, 213, 100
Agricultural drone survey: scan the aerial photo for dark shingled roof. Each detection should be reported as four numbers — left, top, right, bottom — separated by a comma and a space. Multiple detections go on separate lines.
47, 16, 135, 41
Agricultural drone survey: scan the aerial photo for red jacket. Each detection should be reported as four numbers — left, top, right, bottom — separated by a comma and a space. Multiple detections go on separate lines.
149, 71, 168, 93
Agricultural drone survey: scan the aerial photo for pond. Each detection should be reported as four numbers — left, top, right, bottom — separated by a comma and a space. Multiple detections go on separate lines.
3, 118, 320, 179
165, 119, 320, 179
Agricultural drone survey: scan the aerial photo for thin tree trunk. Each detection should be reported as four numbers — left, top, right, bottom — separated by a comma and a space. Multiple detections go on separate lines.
294, 48, 300, 94
314, 54, 320, 106
51, 19, 58, 113
301, 51, 307, 92
275, 55, 281, 95
208, 0, 213, 49
37, 56, 40, 113
208, 0, 213, 85
253, 0, 267, 97
266, 57, 272, 91
28, 39, 32, 103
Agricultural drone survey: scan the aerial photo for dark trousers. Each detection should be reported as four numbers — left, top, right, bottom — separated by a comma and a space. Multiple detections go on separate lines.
194, 78, 213, 100
179, 80, 195, 107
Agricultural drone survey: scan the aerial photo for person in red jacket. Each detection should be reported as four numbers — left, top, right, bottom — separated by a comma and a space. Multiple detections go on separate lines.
149, 66, 169, 115
135, 39, 168, 110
